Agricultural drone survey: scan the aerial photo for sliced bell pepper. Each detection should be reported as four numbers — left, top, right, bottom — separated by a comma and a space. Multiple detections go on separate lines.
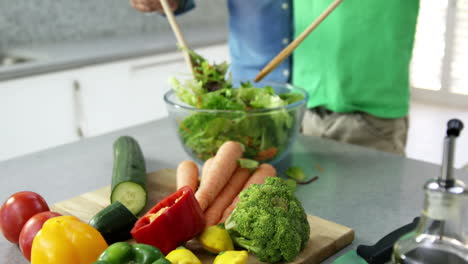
94, 242, 170, 264
131, 186, 205, 255
31, 215, 108, 264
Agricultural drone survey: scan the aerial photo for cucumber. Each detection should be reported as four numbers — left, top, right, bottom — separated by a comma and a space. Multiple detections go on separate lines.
111, 136, 147, 215
89, 201, 138, 244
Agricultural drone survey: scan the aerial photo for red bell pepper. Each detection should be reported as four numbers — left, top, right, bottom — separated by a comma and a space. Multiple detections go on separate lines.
130, 186, 205, 255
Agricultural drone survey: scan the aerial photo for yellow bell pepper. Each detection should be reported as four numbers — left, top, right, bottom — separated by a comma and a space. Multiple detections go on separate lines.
31, 215, 108, 264
213, 251, 248, 264
165, 247, 201, 264
199, 225, 234, 254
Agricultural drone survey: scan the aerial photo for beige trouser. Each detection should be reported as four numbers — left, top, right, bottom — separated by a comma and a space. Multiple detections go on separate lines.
302, 108, 408, 155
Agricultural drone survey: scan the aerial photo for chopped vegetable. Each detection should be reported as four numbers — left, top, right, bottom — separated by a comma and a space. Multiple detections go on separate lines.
213, 250, 249, 264
165, 247, 202, 264
225, 177, 310, 263
94, 242, 168, 264
284, 179, 297, 192
170, 49, 305, 162
237, 158, 259, 171
130, 186, 205, 255
199, 224, 234, 254
31, 216, 108, 264
286, 166, 319, 185
286, 166, 306, 182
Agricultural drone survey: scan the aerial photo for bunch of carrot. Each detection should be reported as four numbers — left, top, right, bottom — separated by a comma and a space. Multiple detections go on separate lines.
176, 141, 277, 227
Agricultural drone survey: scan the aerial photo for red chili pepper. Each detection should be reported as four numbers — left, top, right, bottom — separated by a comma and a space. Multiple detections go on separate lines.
130, 186, 205, 255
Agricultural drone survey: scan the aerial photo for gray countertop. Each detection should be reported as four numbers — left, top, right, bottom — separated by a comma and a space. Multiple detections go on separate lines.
1, 118, 467, 263
0, 25, 227, 82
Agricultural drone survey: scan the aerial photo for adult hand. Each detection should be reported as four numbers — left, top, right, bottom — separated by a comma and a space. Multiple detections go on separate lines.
130, 0, 180, 13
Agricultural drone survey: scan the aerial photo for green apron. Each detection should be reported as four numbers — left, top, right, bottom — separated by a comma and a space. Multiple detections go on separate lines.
293, 0, 420, 118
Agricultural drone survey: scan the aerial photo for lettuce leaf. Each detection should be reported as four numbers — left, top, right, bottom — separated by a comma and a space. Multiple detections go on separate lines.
171, 49, 305, 162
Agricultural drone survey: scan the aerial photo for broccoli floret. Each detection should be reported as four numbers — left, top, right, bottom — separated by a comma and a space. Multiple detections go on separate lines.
225, 177, 310, 263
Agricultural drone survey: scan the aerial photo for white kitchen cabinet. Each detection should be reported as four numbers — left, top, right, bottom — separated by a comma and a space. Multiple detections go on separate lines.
127, 53, 190, 124
0, 73, 79, 161
78, 43, 230, 137
0, 43, 229, 160
72, 53, 189, 137
72, 62, 133, 137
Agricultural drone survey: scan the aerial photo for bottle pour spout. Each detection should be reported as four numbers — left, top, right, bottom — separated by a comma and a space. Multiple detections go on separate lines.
439, 119, 463, 188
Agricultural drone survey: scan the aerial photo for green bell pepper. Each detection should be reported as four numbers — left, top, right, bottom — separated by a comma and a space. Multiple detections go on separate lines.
152, 259, 172, 264
94, 242, 171, 264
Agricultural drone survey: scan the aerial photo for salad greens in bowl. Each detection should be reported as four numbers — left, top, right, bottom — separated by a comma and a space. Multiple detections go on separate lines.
164, 49, 308, 164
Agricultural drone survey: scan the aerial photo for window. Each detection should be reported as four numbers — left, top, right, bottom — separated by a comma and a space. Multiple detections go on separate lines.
410, 0, 468, 106
451, 0, 468, 95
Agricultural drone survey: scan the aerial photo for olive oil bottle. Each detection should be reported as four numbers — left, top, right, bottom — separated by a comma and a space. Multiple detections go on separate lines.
392, 119, 468, 264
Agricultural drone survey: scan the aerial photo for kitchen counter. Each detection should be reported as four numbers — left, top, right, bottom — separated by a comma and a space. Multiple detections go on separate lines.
1, 117, 467, 263
0, 25, 227, 82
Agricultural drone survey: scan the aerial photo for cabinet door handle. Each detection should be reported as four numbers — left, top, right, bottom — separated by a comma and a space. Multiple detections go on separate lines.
73, 80, 85, 138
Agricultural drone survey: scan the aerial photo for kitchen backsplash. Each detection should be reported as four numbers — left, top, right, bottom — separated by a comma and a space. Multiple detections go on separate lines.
0, 0, 227, 51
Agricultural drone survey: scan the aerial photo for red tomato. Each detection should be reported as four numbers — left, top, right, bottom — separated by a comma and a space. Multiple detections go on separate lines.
0, 191, 49, 243
18, 211, 61, 261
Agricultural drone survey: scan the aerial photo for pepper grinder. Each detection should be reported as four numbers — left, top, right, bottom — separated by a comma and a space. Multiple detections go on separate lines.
392, 119, 468, 264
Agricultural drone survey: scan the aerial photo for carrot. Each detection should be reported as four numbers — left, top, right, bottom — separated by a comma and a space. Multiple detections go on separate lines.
201, 157, 214, 181
219, 163, 277, 223
254, 147, 278, 161
176, 160, 199, 192
198, 157, 214, 198
195, 141, 244, 211
204, 167, 251, 227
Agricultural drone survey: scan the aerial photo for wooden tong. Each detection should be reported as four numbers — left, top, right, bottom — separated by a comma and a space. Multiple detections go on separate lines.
254, 0, 344, 82
160, 0, 195, 77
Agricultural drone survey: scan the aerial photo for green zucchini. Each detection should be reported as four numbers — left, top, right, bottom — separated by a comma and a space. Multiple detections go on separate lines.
111, 136, 147, 215
89, 201, 138, 244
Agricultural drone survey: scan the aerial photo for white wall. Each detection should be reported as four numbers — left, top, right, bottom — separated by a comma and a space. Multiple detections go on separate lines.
406, 100, 468, 169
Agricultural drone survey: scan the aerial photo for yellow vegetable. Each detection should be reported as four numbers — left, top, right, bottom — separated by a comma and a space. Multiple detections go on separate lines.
213, 251, 248, 264
166, 247, 201, 264
199, 225, 234, 254
31, 215, 108, 264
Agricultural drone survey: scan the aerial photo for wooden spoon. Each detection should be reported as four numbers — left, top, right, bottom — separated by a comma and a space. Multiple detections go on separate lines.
254, 0, 344, 82
160, 0, 195, 77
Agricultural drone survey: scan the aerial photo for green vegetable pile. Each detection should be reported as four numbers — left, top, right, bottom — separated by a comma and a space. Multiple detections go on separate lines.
169, 49, 306, 162
225, 177, 310, 263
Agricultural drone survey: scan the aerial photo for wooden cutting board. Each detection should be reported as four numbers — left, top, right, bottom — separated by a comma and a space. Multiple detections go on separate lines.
51, 169, 354, 264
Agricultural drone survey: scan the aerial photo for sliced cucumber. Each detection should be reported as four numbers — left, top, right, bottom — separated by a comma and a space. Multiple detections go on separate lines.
110, 182, 147, 215
111, 136, 147, 215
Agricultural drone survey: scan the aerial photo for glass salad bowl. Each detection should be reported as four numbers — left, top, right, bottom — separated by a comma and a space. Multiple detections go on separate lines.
164, 82, 309, 164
